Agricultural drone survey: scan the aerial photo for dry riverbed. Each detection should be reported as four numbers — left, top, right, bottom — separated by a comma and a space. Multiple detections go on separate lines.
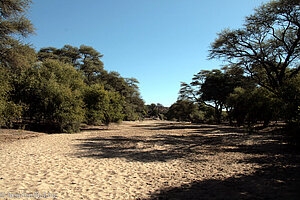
0, 120, 299, 199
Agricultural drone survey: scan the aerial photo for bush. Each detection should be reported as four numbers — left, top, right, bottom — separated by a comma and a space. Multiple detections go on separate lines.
0, 66, 25, 128
122, 104, 140, 121
189, 110, 205, 123
83, 84, 124, 125
15, 59, 85, 132
40, 60, 85, 132
167, 100, 198, 122
227, 87, 281, 126
0, 100, 24, 128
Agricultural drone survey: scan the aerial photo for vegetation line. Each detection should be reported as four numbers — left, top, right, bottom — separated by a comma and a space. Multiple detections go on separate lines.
0, 0, 299, 138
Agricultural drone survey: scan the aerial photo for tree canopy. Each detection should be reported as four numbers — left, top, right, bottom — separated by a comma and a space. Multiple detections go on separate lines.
167, 0, 298, 129
1, 0, 299, 133
0, 1, 145, 132
209, 0, 299, 95
0, 0, 35, 70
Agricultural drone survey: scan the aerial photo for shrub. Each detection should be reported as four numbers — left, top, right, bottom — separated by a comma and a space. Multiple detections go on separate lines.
0, 66, 25, 128
83, 84, 124, 125
189, 110, 205, 123
15, 59, 85, 132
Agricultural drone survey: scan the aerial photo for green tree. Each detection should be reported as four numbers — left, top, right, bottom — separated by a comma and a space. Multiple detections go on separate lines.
0, 66, 24, 127
0, 0, 35, 70
279, 72, 300, 122
123, 78, 145, 120
179, 66, 248, 123
98, 72, 145, 120
0, 0, 35, 127
146, 103, 159, 118
200, 70, 231, 123
15, 60, 85, 132
83, 84, 124, 125
38, 45, 104, 83
209, 0, 299, 96
38, 47, 61, 62
79, 45, 104, 83
227, 87, 281, 127
0, 0, 33, 38
37, 44, 145, 122
167, 100, 204, 122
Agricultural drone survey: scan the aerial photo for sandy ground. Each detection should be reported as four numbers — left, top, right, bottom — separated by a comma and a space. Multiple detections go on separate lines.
0, 120, 299, 200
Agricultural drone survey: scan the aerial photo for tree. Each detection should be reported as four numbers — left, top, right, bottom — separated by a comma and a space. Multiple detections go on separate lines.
178, 81, 202, 104
123, 78, 145, 120
38, 45, 105, 83
0, 66, 24, 127
37, 45, 145, 121
200, 70, 231, 123
209, 0, 299, 96
0, 0, 34, 41
14, 60, 86, 132
79, 45, 104, 83
98, 71, 145, 120
279, 72, 300, 121
167, 100, 205, 122
83, 84, 124, 125
179, 66, 248, 123
147, 103, 160, 118
0, 0, 35, 70
227, 87, 281, 127
38, 47, 61, 62
0, 0, 35, 127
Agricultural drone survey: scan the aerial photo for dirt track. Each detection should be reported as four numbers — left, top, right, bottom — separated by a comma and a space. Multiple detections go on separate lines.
0, 120, 299, 199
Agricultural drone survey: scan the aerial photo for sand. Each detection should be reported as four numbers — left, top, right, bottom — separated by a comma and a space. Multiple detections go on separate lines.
0, 120, 299, 199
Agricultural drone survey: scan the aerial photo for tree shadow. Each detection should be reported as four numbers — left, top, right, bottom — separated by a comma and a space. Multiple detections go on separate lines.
141, 142, 300, 199
74, 122, 261, 162
133, 122, 212, 131
136, 124, 300, 199
133, 122, 247, 134
142, 163, 300, 200
80, 126, 113, 132
74, 134, 220, 162
74, 121, 300, 198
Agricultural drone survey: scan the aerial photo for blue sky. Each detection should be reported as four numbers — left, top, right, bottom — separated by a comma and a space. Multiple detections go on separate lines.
28, 0, 269, 106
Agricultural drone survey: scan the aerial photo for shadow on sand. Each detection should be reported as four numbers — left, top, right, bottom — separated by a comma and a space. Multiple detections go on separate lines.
74, 122, 300, 199
142, 162, 299, 200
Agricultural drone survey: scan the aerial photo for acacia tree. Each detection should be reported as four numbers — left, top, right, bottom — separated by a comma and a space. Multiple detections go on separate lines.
83, 84, 124, 125
37, 45, 145, 122
16, 60, 86, 132
167, 100, 201, 122
79, 45, 104, 83
38, 45, 104, 83
227, 86, 281, 127
209, 0, 299, 95
0, 0, 35, 127
179, 66, 248, 123
0, 0, 35, 70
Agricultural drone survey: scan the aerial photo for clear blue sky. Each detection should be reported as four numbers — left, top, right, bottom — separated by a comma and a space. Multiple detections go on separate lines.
28, 0, 269, 107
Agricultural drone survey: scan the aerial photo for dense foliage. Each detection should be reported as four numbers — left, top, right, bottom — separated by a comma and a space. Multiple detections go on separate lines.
83, 84, 124, 125
145, 103, 168, 120
169, 0, 299, 130
0, 0, 299, 134
208, 0, 300, 123
0, 0, 145, 132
